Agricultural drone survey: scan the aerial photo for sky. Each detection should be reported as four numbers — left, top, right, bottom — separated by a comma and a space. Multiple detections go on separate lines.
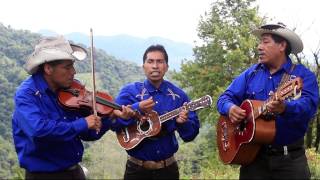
0, 0, 319, 54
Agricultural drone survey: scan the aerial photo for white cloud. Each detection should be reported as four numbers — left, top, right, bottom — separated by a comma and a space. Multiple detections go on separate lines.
1, 0, 318, 53
0, 0, 212, 44
256, 0, 320, 53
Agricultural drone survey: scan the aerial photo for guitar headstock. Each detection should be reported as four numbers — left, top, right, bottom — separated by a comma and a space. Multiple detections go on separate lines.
187, 95, 213, 111
276, 77, 303, 101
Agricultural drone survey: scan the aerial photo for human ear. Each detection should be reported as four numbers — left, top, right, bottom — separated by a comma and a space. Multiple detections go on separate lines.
44, 64, 54, 75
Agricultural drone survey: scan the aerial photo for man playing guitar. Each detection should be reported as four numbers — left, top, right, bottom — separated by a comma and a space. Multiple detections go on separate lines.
216, 23, 319, 179
114, 44, 200, 180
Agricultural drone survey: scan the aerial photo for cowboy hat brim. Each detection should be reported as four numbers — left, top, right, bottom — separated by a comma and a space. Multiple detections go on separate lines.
24, 43, 87, 74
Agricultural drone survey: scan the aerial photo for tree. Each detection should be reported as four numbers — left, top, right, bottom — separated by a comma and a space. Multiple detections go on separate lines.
174, 0, 263, 124
310, 41, 320, 151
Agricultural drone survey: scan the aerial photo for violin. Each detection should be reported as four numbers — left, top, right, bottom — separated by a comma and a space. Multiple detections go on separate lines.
58, 80, 122, 117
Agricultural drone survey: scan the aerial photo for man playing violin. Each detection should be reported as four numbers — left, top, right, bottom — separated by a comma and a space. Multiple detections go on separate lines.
12, 36, 135, 179
114, 44, 200, 180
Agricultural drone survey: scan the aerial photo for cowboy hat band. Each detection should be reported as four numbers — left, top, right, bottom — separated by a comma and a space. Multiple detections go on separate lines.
24, 36, 87, 74
252, 23, 303, 54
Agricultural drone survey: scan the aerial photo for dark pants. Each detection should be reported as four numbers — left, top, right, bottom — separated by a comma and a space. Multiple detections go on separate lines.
124, 160, 179, 180
25, 164, 85, 180
240, 147, 310, 179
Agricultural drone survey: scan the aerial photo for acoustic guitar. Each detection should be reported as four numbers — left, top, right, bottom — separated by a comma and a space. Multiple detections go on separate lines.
216, 77, 303, 165
117, 95, 212, 150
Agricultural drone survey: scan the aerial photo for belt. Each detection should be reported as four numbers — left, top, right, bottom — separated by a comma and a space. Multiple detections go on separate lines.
128, 155, 176, 170
262, 145, 303, 156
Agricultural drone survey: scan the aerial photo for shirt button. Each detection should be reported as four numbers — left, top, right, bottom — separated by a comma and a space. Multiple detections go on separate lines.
269, 76, 272, 79
77, 152, 80, 156
63, 117, 67, 119
156, 150, 160, 154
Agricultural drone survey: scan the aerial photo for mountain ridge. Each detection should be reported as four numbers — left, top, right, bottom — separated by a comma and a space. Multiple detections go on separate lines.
38, 29, 194, 70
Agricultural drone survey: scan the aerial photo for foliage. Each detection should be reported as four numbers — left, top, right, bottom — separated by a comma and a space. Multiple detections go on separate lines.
82, 132, 127, 179
0, 136, 23, 179
0, 23, 40, 66
306, 148, 320, 179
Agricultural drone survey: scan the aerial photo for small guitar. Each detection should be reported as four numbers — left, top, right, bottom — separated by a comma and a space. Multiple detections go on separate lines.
216, 77, 303, 165
117, 95, 213, 150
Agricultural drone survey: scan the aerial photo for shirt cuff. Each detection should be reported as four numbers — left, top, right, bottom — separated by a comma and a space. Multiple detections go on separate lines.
71, 117, 88, 133
223, 102, 234, 115
131, 102, 141, 113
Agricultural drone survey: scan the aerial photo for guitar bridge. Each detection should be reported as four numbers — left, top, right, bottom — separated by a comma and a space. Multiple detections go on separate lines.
221, 122, 229, 151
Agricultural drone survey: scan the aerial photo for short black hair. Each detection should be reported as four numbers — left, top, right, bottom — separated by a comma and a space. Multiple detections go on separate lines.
143, 44, 168, 63
270, 34, 292, 56
38, 60, 66, 73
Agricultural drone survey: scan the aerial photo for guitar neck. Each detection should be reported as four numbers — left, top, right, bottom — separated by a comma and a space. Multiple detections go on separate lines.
159, 106, 186, 123
158, 95, 212, 123
254, 96, 273, 118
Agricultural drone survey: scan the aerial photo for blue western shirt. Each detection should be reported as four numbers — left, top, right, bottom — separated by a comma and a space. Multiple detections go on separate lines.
217, 58, 319, 145
12, 72, 112, 172
115, 79, 200, 161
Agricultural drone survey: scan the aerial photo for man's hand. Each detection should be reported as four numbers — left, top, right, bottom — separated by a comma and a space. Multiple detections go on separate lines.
267, 99, 286, 114
228, 105, 246, 124
113, 105, 136, 120
139, 97, 155, 113
176, 109, 188, 124
85, 115, 101, 130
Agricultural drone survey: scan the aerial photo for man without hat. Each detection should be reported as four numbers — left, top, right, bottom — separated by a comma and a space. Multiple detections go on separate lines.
12, 36, 135, 179
216, 23, 319, 179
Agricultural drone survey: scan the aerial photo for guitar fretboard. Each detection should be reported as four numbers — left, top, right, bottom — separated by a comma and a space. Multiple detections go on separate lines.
159, 106, 186, 123
159, 95, 212, 123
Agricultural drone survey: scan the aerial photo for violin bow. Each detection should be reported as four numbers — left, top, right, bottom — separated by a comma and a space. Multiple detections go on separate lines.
90, 28, 99, 133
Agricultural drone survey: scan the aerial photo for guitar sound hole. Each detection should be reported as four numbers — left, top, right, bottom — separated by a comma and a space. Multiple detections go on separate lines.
239, 120, 246, 131
140, 121, 150, 132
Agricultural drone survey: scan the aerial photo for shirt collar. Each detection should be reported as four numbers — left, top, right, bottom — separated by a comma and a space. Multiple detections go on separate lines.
144, 79, 168, 93
32, 71, 52, 93
260, 56, 293, 74
282, 56, 293, 74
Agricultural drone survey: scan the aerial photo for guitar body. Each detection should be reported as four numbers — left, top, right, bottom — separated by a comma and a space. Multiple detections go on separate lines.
116, 110, 161, 150
216, 99, 276, 165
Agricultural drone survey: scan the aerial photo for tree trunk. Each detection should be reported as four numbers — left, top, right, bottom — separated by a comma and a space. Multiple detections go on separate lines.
306, 120, 313, 148
315, 114, 320, 152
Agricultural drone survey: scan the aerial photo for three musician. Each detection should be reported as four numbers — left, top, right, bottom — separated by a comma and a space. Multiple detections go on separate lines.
12, 23, 319, 179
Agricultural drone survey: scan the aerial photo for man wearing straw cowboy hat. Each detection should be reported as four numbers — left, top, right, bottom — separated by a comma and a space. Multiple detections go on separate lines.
217, 22, 319, 179
12, 35, 135, 179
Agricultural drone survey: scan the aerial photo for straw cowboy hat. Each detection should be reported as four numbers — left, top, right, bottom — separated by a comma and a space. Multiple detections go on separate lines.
252, 23, 303, 54
24, 35, 87, 74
